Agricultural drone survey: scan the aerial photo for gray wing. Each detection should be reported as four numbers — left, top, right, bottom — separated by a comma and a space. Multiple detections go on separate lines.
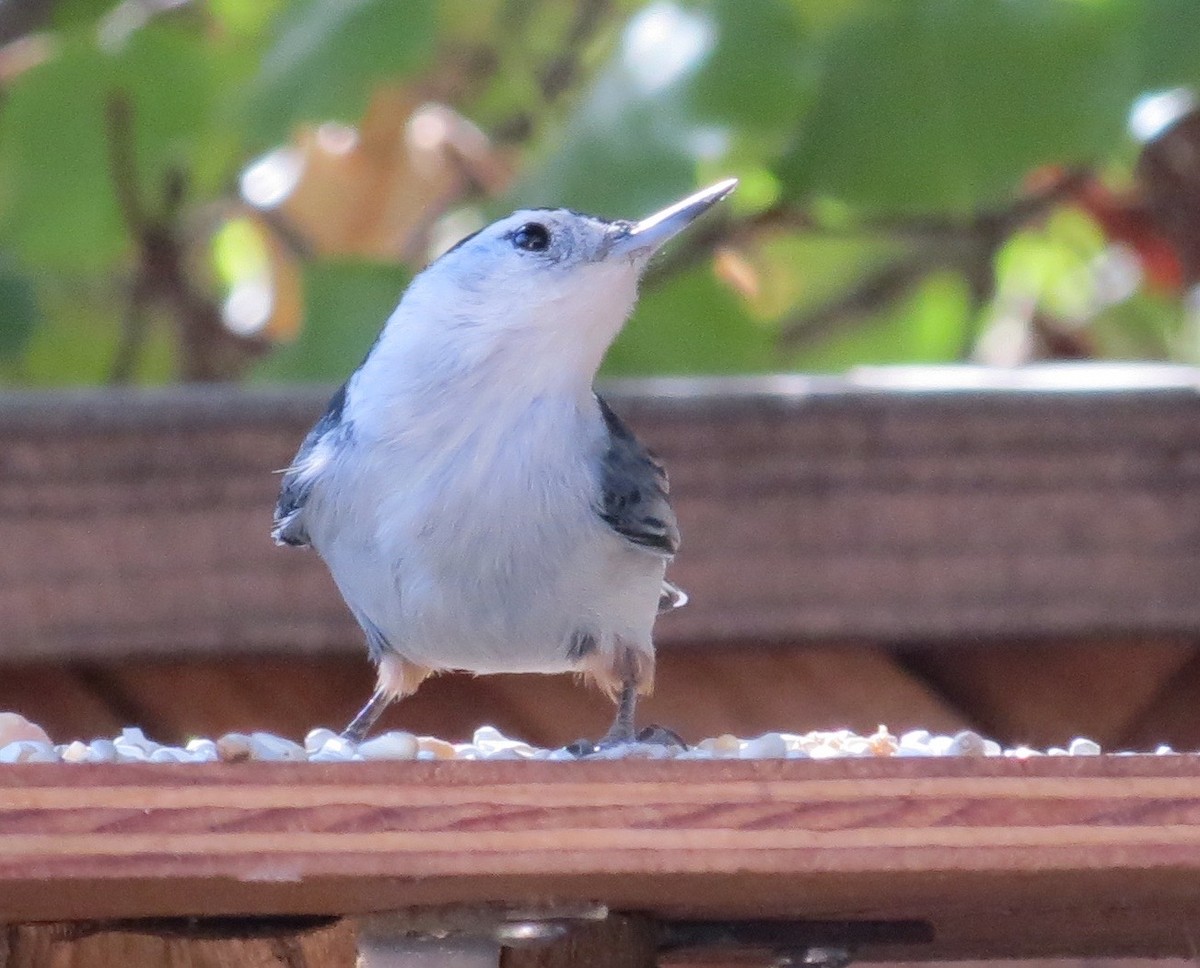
272, 382, 348, 548
595, 395, 685, 612
595, 395, 679, 555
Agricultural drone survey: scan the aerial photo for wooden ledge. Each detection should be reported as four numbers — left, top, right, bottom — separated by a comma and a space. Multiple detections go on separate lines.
3, 755, 1200, 957
4, 363, 1200, 659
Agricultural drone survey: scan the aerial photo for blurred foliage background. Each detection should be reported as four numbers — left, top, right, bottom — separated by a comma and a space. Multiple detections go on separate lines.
2, 0, 1200, 385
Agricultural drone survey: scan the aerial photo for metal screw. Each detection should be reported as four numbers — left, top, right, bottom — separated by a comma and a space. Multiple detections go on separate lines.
775, 946, 853, 968
494, 920, 571, 947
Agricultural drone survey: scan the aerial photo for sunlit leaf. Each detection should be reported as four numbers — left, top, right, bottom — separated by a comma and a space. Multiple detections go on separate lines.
209, 0, 286, 38
212, 217, 272, 285
996, 207, 1109, 321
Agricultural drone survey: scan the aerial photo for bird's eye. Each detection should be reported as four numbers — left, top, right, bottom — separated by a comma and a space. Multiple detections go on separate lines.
511, 222, 551, 252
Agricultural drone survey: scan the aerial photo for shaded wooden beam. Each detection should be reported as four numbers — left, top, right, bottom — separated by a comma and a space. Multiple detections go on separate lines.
898, 637, 1199, 750
2, 757, 1200, 958
1122, 648, 1200, 752
0, 666, 127, 742
2, 364, 1199, 660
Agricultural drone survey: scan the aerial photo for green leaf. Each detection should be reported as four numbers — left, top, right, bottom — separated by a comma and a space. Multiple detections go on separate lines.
1090, 292, 1180, 361
14, 283, 175, 386
506, 1, 720, 217
253, 260, 409, 381
0, 24, 216, 271
0, 258, 40, 359
247, 0, 436, 143
51, 0, 118, 30
507, 62, 697, 218
602, 266, 773, 376
787, 272, 973, 372
209, 0, 287, 38
512, 0, 810, 217
778, 0, 1137, 213
681, 0, 812, 132
1131, 0, 1200, 94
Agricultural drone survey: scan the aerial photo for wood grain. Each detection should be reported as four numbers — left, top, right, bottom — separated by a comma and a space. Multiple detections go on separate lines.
1, 919, 354, 968
2, 757, 1200, 957
899, 637, 1199, 749
2, 366, 1200, 661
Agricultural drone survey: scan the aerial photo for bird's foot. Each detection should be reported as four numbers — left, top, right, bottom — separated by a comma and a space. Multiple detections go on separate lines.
564, 723, 688, 758
634, 723, 687, 748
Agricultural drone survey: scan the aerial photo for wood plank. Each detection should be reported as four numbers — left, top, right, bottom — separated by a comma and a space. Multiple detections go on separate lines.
2, 364, 1200, 660
898, 638, 1199, 749
1, 918, 354, 968
1, 757, 1200, 958
502, 915, 657, 968
1121, 649, 1200, 752
0, 666, 126, 742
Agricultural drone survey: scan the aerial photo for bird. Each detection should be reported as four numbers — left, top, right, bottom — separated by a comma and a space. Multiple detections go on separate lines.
273, 178, 738, 747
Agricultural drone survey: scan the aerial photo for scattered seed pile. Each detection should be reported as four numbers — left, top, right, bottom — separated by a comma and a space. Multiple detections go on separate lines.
0, 712, 1182, 764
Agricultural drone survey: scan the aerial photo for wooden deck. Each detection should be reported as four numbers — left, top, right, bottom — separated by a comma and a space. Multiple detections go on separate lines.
3, 756, 1200, 960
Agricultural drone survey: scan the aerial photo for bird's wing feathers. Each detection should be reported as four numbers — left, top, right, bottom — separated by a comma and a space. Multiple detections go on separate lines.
272, 382, 348, 548
272, 471, 314, 547
595, 395, 680, 557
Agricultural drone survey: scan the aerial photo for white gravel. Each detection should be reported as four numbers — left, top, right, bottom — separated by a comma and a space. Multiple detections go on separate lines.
0, 718, 1188, 764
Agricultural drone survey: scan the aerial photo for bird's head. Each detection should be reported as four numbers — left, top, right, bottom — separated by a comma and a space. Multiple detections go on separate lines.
385, 179, 738, 389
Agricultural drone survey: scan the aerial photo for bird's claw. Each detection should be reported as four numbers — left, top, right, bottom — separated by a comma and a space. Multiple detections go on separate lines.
635, 723, 687, 748
564, 723, 688, 758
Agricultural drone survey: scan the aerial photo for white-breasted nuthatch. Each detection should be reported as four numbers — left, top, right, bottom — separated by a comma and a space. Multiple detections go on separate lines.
273, 178, 737, 746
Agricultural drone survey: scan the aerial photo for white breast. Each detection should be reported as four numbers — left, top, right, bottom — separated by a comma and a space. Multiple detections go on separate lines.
310, 385, 664, 675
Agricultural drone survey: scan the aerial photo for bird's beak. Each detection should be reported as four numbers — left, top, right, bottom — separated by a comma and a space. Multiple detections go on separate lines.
604, 178, 738, 262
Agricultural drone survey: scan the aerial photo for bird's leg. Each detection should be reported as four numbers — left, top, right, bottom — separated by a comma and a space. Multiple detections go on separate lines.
341, 653, 431, 744
595, 683, 686, 749
599, 679, 639, 747
341, 689, 391, 744
568, 646, 683, 754
564, 680, 638, 756
596, 646, 648, 747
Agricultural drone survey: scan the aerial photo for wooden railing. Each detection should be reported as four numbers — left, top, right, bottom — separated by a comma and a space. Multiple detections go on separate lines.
3, 363, 1199, 661
3, 756, 1200, 964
